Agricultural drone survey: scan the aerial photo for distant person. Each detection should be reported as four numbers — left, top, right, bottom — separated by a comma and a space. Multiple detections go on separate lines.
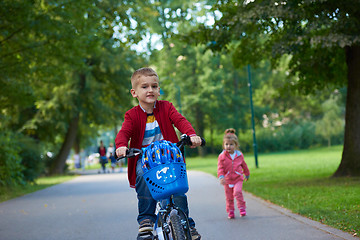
107, 143, 117, 173
115, 67, 202, 240
80, 148, 86, 171
98, 140, 108, 173
218, 128, 250, 219
74, 153, 81, 169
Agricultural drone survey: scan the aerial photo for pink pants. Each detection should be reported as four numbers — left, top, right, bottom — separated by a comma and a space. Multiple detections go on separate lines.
224, 180, 246, 212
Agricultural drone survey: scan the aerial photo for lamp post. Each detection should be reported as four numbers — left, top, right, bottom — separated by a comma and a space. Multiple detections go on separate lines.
247, 64, 259, 168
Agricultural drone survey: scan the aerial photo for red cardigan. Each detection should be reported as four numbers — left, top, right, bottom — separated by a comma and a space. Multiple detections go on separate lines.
115, 100, 197, 188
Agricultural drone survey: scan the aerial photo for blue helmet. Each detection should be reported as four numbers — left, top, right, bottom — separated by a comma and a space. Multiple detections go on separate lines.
141, 140, 184, 172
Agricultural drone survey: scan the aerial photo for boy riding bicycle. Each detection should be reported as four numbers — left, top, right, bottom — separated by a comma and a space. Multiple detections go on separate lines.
115, 67, 202, 240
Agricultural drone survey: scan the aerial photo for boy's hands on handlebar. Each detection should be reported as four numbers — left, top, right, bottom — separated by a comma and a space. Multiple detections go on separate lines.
116, 135, 204, 157
190, 135, 202, 148
116, 146, 128, 158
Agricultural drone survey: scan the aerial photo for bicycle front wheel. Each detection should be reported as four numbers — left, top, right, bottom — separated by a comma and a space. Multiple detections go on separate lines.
168, 209, 186, 240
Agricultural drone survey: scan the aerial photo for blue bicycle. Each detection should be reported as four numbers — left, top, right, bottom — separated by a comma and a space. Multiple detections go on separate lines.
118, 134, 205, 240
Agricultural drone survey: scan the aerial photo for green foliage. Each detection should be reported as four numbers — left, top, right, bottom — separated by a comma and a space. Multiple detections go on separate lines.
0, 131, 44, 186
256, 121, 317, 152
0, 0, 354, 178
153, 40, 254, 141
153, 33, 347, 154
315, 96, 345, 146
249, 57, 345, 152
18, 136, 44, 183
189, 0, 357, 92
1, 0, 149, 175
183, 1, 360, 177
0, 131, 24, 187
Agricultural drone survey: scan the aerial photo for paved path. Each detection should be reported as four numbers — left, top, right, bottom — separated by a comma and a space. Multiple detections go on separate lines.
0, 170, 355, 240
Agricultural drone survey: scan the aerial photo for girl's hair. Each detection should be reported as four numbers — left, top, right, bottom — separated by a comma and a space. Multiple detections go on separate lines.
223, 128, 239, 150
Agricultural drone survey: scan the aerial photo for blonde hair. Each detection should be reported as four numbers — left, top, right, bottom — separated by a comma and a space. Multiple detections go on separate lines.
131, 67, 159, 88
223, 128, 239, 150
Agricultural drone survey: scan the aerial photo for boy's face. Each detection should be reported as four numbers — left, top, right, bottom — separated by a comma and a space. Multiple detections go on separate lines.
131, 75, 160, 107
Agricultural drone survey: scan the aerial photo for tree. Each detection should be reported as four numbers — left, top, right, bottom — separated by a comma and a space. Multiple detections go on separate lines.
187, 0, 360, 176
315, 97, 345, 147
1, 0, 148, 175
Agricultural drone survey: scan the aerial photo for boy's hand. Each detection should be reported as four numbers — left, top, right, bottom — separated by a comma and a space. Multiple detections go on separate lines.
116, 146, 128, 158
190, 135, 202, 148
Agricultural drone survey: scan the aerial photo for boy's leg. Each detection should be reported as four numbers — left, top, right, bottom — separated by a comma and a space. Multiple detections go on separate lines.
135, 160, 157, 224
135, 160, 157, 239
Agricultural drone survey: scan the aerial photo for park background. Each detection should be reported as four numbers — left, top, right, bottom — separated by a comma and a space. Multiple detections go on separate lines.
1, 0, 359, 237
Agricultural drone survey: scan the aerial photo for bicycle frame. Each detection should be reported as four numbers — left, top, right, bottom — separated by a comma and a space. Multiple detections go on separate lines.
155, 195, 192, 240
116, 134, 205, 240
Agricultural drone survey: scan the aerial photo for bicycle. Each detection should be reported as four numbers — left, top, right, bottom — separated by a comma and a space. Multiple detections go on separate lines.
117, 134, 205, 240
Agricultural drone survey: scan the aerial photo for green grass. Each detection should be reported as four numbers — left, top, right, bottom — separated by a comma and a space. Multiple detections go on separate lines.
186, 145, 359, 237
0, 175, 76, 203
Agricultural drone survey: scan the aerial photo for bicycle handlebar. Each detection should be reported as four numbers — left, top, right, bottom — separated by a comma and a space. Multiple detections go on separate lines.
177, 134, 206, 148
117, 148, 142, 160
116, 134, 205, 162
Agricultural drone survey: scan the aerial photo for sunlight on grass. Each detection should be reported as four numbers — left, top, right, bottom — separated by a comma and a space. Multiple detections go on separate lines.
186, 145, 359, 236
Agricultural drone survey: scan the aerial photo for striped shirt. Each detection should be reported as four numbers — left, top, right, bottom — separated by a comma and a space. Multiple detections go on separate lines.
142, 113, 163, 147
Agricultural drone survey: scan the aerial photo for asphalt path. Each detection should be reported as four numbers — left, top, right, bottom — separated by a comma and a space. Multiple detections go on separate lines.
0, 170, 355, 240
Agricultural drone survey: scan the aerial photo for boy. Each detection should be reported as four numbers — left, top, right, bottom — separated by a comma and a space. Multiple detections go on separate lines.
115, 67, 202, 240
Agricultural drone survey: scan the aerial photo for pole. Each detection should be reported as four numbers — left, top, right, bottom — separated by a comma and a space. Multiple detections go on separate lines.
176, 85, 182, 114
247, 64, 259, 168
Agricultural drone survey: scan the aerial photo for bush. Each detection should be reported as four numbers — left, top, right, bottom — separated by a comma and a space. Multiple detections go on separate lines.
0, 131, 45, 187
256, 121, 320, 153
18, 136, 44, 182
0, 131, 24, 187
199, 120, 343, 155
238, 130, 253, 153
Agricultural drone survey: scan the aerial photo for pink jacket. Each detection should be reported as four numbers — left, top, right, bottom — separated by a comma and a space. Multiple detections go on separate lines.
218, 150, 250, 184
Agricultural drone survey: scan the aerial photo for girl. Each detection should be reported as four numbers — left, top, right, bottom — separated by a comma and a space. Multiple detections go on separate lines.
218, 128, 250, 219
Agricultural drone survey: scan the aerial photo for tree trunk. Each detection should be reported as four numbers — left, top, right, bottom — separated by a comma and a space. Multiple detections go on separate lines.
49, 114, 80, 174
49, 72, 86, 174
333, 45, 360, 177
74, 132, 81, 154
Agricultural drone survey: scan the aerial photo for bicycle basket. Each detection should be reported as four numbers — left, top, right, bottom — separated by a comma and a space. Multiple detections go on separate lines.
143, 162, 188, 200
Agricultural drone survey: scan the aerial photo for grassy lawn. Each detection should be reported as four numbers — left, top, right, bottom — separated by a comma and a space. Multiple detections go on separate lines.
186, 145, 359, 237
0, 175, 76, 203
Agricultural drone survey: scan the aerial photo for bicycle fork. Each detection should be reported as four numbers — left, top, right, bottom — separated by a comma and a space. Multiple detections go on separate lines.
155, 210, 192, 239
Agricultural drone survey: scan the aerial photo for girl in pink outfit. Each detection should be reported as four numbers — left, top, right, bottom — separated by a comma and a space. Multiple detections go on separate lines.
218, 128, 250, 219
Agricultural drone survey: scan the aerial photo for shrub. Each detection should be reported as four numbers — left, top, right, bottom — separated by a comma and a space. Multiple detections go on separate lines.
18, 136, 44, 182
0, 131, 24, 187
256, 121, 320, 153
